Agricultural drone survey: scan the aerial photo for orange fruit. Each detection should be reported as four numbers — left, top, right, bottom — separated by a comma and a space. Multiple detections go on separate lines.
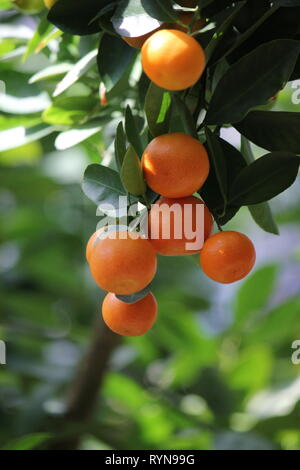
141, 29, 206, 90
89, 230, 157, 295
102, 292, 158, 336
200, 231, 256, 284
142, 132, 210, 198
149, 196, 213, 256
86, 227, 107, 264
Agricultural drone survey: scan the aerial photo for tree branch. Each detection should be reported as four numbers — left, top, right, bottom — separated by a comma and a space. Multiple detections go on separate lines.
49, 318, 121, 449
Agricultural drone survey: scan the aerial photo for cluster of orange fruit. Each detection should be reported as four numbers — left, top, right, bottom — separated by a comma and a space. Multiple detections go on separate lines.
86, 1, 256, 337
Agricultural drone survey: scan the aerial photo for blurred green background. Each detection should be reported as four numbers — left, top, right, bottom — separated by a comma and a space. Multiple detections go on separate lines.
1, 7, 300, 451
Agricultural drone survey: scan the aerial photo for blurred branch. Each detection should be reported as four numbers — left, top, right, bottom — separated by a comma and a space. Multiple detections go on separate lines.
50, 319, 120, 450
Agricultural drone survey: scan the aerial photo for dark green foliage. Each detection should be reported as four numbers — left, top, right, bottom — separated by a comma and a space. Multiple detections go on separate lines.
235, 111, 300, 153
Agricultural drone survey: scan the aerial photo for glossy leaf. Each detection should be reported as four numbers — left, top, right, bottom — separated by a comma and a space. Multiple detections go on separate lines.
241, 135, 279, 234
23, 15, 54, 62
82, 163, 126, 208
236, 111, 300, 153
205, 2, 246, 63
205, 128, 228, 202
173, 94, 197, 138
125, 105, 144, 156
97, 34, 136, 92
47, 0, 104, 35
206, 39, 300, 124
200, 136, 246, 225
0, 124, 56, 152
53, 50, 97, 97
55, 116, 109, 150
248, 204, 280, 235
42, 96, 95, 126
230, 152, 300, 205
29, 63, 72, 84
145, 83, 172, 137
112, 0, 176, 37
114, 121, 127, 171
120, 146, 146, 196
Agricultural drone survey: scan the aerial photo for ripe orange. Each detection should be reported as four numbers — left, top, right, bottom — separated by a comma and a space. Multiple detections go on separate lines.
142, 133, 210, 198
141, 29, 206, 90
102, 292, 158, 336
89, 230, 157, 295
200, 231, 256, 284
149, 196, 213, 256
86, 227, 106, 264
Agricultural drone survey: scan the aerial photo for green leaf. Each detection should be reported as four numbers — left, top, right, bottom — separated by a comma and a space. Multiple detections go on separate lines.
0, 114, 41, 131
0, 0, 11, 9
248, 296, 300, 346
125, 105, 144, 156
47, 0, 104, 35
29, 63, 72, 84
234, 265, 279, 328
224, 4, 279, 61
145, 83, 172, 137
211, 58, 230, 92
116, 284, 151, 304
205, 1, 246, 63
114, 121, 127, 171
112, 0, 177, 38
205, 39, 300, 125
248, 204, 279, 235
226, 345, 273, 395
97, 34, 136, 92
0, 70, 50, 114
23, 14, 54, 62
172, 94, 198, 138
2, 433, 52, 450
205, 128, 228, 202
0, 124, 56, 152
229, 152, 300, 205
53, 49, 97, 97
55, 116, 109, 150
200, 136, 246, 225
241, 136, 279, 235
82, 163, 126, 208
42, 96, 95, 126
236, 111, 300, 154
120, 145, 146, 196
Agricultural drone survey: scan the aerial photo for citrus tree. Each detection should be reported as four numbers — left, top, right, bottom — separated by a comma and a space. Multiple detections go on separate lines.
1, 0, 300, 451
